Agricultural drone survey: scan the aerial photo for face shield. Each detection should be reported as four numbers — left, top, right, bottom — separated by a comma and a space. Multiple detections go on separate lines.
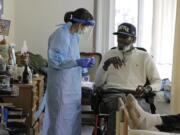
72, 17, 95, 40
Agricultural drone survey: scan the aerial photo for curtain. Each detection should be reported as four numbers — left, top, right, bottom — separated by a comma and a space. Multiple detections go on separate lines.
171, 0, 180, 114
151, 0, 176, 80
151, 0, 176, 64
94, 0, 115, 54
138, 0, 177, 79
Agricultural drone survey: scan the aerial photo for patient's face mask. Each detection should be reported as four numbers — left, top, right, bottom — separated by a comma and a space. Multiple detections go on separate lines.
117, 35, 134, 52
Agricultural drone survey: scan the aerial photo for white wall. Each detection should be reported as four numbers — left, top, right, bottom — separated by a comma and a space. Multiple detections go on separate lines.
14, 0, 94, 58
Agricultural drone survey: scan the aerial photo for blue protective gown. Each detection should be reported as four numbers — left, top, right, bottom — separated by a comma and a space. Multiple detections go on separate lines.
42, 22, 82, 135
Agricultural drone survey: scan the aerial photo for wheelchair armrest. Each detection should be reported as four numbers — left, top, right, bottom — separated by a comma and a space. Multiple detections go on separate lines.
98, 113, 110, 118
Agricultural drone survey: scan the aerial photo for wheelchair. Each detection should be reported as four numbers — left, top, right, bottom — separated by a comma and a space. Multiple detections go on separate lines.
90, 87, 156, 135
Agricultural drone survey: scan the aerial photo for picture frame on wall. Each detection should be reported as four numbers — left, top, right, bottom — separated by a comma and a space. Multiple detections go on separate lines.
0, 19, 10, 36
0, 0, 3, 18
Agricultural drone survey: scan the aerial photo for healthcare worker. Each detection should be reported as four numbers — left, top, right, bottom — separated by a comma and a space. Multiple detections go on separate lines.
42, 8, 95, 135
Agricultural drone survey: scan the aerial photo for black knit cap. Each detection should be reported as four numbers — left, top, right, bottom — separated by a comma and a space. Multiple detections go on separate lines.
113, 22, 136, 37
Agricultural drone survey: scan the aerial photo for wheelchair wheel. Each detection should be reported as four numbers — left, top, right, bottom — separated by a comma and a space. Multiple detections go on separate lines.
92, 127, 106, 135
92, 117, 108, 135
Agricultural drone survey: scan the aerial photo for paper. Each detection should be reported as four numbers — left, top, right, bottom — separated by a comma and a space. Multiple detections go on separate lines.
21, 40, 28, 54
81, 81, 94, 89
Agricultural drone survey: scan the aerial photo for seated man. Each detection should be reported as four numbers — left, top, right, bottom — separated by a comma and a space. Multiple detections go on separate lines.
94, 22, 161, 135
126, 94, 180, 133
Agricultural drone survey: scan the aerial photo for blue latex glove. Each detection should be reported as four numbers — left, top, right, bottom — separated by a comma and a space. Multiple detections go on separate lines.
76, 58, 92, 68
89, 57, 96, 66
34, 92, 47, 121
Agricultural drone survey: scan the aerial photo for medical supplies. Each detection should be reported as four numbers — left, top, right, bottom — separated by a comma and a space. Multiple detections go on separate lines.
0, 44, 9, 64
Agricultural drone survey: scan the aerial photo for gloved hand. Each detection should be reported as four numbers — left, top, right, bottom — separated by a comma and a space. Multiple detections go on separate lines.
88, 57, 96, 67
103, 56, 122, 71
135, 85, 152, 97
76, 58, 95, 68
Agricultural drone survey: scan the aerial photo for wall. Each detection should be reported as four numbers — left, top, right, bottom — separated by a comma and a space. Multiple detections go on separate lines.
171, 0, 180, 114
14, 0, 94, 58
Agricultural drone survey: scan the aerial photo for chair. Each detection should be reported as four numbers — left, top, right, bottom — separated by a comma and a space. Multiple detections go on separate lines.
91, 88, 129, 135
135, 47, 156, 114
111, 46, 156, 113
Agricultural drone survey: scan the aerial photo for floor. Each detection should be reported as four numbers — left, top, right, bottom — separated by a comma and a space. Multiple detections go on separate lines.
82, 126, 93, 135
154, 91, 171, 114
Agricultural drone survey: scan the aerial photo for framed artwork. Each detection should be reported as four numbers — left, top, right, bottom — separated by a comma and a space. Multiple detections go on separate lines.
0, 19, 10, 36
0, 0, 3, 18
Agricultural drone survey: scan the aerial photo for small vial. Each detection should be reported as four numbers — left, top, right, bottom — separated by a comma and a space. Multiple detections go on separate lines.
82, 68, 88, 76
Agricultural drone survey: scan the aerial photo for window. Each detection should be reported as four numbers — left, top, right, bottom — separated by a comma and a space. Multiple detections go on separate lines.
114, 0, 138, 47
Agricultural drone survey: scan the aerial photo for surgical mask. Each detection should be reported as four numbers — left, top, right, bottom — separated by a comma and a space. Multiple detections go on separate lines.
77, 28, 87, 34
78, 26, 93, 34
118, 43, 133, 52
83, 27, 90, 33
118, 36, 134, 52
77, 29, 84, 34
85, 26, 93, 40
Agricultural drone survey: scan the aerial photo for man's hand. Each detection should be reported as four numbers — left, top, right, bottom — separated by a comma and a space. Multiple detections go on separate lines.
135, 85, 152, 97
103, 56, 123, 71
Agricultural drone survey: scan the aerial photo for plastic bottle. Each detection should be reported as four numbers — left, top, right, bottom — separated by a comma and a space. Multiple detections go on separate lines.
82, 68, 88, 76
8, 44, 16, 65
82, 68, 90, 82
22, 64, 29, 83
